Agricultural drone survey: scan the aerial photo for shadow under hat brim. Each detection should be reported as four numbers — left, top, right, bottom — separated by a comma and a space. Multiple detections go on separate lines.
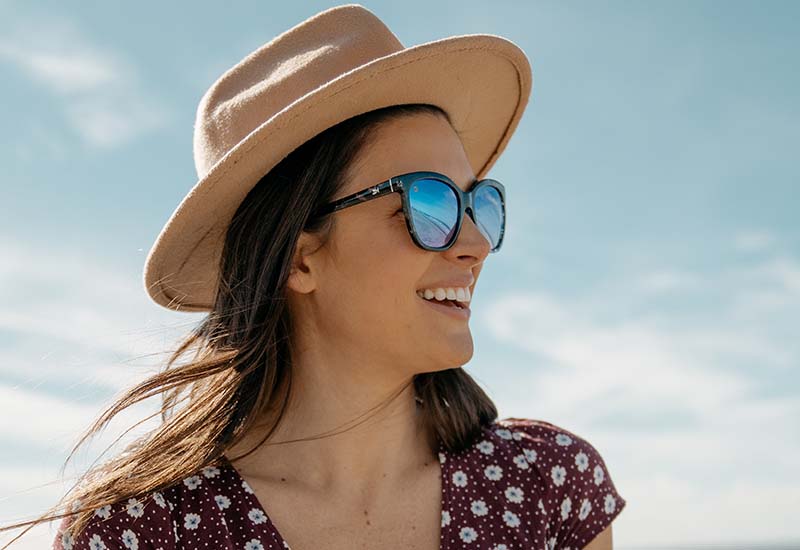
143, 33, 533, 313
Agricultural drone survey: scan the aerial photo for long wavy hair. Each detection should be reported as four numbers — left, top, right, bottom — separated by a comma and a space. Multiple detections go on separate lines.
0, 102, 498, 548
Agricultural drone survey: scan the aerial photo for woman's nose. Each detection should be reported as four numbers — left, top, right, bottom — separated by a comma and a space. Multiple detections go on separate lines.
450, 207, 492, 258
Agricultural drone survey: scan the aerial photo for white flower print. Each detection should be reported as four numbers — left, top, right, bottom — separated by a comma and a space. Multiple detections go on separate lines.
551, 464, 567, 486
459, 526, 478, 543
575, 451, 589, 472
125, 498, 144, 518
560, 496, 572, 520
88, 533, 107, 550
183, 475, 203, 490
215, 494, 231, 510
184, 512, 201, 530
121, 529, 139, 550
152, 492, 167, 508
245, 539, 265, 550
221, 516, 227, 527
438, 451, 447, 464
93, 504, 111, 519
484, 464, 503, 481
511, 430, 523, 441
512, 454, 529, 470
604, 493, 617, 514
167, 500, 174, 511
441, 510, 451, 527
579, 497, 592, 520
555, 433, 573, 446
492, 545, 509, 550
452, 470, 468, 488
172, 520, 179, 543
523, 447, 537, 463
502, 509, 520, 528
248, 508, 268, 524
537, 498, 546, 515
242, 479, 255, 494
60, 530, 74, 550
202, 465, 221, 478
470, 499, 489, 516
594, 464, 605, 486
477, 440, 495, 455
504, 485, 524, 504
546, 536, 557, 550
494, 428, 513, 440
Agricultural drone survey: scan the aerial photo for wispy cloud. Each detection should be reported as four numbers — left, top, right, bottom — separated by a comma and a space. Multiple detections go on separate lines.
0, 385, 164, 550
634, 268, 702, 295
734, 229, 778, 253
483, 244, 800, 544
0, 13, 171, 150
0, 235, 195, 396
0, 236, 189, 545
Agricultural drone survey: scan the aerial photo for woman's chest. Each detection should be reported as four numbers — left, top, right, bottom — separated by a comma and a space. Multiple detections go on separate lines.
270, 502, 442, 550
249, 465, 444, 550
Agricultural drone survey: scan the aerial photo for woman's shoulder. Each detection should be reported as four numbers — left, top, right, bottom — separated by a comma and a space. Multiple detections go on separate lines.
488, 416, 624, 492
488, 416, 627, 549
52, 461, 235, 550
489, 416, 615, 467
52, 490, 177, 550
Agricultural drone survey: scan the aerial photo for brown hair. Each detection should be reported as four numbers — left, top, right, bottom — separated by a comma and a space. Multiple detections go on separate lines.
0, 103, 498, 548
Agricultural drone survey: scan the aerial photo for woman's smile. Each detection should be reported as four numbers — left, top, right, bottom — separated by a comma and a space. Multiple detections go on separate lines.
417, 292, 471, 320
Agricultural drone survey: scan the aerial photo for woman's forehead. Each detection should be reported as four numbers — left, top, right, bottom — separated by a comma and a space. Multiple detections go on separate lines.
345, 117, 477, 193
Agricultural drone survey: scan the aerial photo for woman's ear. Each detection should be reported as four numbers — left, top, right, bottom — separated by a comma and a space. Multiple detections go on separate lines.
286, 231, 322, 295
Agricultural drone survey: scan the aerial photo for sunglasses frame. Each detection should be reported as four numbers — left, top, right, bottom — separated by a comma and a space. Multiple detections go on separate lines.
313, 170, 506, 252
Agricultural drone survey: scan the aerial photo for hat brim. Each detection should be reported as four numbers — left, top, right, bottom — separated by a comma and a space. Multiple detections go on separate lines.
143, 33, 532, 312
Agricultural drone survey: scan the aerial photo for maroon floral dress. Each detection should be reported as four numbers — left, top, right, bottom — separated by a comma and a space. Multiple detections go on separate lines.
53, 417, 626, 549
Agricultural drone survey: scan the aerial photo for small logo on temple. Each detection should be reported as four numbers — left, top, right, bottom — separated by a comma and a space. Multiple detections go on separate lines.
370, 186, 380, 195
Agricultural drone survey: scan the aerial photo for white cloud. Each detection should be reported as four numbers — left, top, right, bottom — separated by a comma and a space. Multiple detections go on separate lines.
636, 268, 701, 294
482, 252, 800, 545
0, 393, 164, 550
0, 14, 171, 150
734, 229, 777, 253
0, 39, 120, 94
0, 236, 182, 546
0, 234, 199, 405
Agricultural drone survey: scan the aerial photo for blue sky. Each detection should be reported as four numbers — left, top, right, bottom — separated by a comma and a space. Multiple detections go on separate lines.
1, 1, 798, 548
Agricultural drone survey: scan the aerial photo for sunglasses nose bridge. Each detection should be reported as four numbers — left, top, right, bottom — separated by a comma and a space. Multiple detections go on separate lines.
464, 204, 477, 224
462, 190, 475, 221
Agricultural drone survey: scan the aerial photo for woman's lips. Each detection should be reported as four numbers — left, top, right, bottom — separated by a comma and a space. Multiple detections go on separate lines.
418, 294, 470, 319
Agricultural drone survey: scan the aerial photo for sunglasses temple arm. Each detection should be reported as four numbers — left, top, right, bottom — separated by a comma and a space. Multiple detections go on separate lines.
315, 179, 398, 215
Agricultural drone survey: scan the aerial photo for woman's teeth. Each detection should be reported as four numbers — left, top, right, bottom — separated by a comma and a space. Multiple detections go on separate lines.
416, 287, 471, 308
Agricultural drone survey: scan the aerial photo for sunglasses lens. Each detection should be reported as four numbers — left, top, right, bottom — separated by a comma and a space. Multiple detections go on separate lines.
474, 184, 504, 250
408, 178, 459, 248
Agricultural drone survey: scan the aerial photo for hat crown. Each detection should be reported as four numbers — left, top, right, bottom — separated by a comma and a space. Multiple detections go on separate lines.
192, 4, 403, 179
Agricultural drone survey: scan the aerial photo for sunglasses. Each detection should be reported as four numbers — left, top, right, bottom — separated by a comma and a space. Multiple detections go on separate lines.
312, 171, 506, 252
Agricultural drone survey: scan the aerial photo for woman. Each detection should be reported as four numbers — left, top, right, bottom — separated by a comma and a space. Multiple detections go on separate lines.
1, 4, 626, 550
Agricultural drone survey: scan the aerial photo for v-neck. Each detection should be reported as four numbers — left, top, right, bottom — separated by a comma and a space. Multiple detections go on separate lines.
220, 433, 450, 550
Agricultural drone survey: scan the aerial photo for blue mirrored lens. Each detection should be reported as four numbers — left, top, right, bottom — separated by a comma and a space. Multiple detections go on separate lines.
474, 185, 504, 249
407, 178, 505, 250
408, 178, 459, 248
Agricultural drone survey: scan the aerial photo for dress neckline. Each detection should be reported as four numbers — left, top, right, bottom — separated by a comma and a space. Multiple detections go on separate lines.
219, 432, 450, 550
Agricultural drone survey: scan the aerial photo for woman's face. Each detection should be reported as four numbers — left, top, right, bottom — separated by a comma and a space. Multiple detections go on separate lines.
288, 112, 492, 374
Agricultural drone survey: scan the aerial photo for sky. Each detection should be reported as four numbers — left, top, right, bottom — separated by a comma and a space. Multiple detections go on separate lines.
1, 1, 798, 548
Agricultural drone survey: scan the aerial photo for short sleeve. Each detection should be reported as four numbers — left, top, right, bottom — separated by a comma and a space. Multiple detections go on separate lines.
505, 418, 627, 550
52, 514, 126, 550
51, 494, 174, 550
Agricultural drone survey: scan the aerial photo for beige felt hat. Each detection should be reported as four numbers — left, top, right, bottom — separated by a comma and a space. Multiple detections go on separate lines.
143, 3, 533, 313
